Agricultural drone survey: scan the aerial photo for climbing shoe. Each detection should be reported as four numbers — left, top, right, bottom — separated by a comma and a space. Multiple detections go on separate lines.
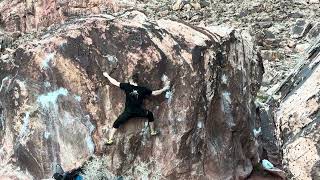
150, 130, 159, 136
106, 139, 114, 145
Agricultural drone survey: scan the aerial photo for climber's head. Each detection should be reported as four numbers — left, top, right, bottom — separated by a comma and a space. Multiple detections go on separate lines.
129, 72, 139, 85
53, 173, 63, 180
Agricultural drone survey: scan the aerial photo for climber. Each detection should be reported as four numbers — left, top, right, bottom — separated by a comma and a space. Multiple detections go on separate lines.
103, 71, 170, 145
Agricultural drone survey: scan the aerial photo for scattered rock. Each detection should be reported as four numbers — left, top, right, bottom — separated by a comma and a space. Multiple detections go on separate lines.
190, 1, 201, 10
239, 10, 248, 18
308, 0, 320, 4
291, 19, 312, 39
287, 40, 297, 48
0, 54, 9, 60
172, 0, 186, 10
295, 43, 310, 52
261, 50, 281, 61
307, 22, 320, 41
288, 12, 304, 18
263, 30, 276, 39
183, 3, 192, 11
258, 22, 273, 28
263, 38, 282, 49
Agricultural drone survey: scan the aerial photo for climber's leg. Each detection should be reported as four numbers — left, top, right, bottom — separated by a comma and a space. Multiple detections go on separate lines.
149, 121, 158, 136
106, 111, 131, 145
146, 110, 158, 136
134, 109, 158, 136
106, 128, 116, 145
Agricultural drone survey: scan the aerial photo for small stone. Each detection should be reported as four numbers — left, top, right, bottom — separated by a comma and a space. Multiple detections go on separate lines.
183, 4, 192, 11
258, 22, 273, 28
199, 0, 210, 7
288, 12, 304, 18
190, 2, 201, 10
263, 30, 276, 39
293, 0, 308, 5
287, 40, 297, 48
290, 19, 312, 39
295, 43, 310, 52
172, 0, 185, 11
257, 16, 273, 22
308, 0, 320, 4
239, 11, 248, 18
0, 54, 9, 60
261, 50, 280, 61
158, 10, 169, 17
307, 23, 320, 41
11, 31, 22, 39
263, 39, 282, 48
191, 15, 201, 21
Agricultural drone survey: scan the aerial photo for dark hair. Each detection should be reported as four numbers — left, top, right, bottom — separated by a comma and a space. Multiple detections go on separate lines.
53, 173, 63, 180
131, 72, 139, 83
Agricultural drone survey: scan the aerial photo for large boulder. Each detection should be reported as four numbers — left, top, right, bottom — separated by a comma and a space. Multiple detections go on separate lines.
259, 36, 320, 180
0, 11, 263, 179
275, 37, 320, 180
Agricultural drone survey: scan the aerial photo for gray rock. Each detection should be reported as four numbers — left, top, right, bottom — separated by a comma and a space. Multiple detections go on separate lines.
263, 30, 276, 39
309, 0, 320, 4
260, 50, 282, 61
307, 22, 320, 41
0, 54, 9, 60
263, 38, 282, 48
288, 12, 304, 18
291, 19, 312, 39
311, 161, 320, 180
239, 10, 248, 18
0, 35, 13, 52
258, 22, 273, 28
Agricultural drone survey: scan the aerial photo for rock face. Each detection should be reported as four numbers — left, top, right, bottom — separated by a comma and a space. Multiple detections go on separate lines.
0, 11, 263, 179
258, 37, 320, 180
275, 37, 320, 180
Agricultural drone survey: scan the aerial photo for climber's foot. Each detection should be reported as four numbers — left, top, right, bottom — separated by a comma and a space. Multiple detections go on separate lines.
150, 130, 159, 136
105, 139, 114, 145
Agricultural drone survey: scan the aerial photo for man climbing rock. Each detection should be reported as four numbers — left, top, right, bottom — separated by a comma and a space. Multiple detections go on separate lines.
103, 71, 170, 145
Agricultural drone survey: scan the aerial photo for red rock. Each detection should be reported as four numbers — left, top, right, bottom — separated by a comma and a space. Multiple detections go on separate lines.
0, 11, 264, 179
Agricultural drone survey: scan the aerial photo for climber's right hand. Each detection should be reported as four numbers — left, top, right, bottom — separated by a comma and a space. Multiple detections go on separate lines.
103, 72, 109, 77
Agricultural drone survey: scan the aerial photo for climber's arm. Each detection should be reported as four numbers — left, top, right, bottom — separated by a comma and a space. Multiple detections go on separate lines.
151, 78, 170, 96
152, 86, 169, 96
103, 72, 120, 87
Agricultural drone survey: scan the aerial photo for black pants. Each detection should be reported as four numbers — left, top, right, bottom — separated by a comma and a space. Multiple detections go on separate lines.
113, 109, 154, 128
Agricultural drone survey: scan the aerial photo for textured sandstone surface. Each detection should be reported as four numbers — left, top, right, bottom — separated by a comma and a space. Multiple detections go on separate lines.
0, 11, 264, 179
275, 37, 320, 180
258, 37, 320, 180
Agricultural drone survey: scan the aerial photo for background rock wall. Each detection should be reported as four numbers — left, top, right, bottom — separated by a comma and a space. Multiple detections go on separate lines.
275, 37, 320, 179
257, 36, 320, 180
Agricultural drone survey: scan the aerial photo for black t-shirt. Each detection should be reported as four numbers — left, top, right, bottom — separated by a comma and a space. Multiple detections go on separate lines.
120, 83, 152, 111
